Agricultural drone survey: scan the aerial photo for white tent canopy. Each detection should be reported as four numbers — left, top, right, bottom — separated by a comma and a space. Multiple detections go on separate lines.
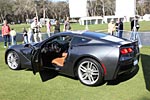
69, 0, 87, 18
115, 0, 136, 17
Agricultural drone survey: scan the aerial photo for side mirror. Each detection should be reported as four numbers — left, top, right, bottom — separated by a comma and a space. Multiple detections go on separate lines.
24, 44, 32, 48
24, 44, 35, 50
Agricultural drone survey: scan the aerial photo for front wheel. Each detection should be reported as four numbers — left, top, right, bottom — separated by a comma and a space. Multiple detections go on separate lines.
77, 58, 104, 86
7, 51, 21, 70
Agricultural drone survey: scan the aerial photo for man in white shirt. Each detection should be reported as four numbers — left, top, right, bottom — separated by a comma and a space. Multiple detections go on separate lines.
31, 17, 42, 42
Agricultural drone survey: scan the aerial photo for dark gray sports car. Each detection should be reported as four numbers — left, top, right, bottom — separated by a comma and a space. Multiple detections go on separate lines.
5, 31, 140, 86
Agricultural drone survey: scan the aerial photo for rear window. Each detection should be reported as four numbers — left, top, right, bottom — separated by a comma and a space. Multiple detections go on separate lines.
83, 32, 107, 39
83, 32, 127, 43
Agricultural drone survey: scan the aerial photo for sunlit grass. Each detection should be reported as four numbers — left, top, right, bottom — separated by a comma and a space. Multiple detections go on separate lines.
0, 42, 150, 100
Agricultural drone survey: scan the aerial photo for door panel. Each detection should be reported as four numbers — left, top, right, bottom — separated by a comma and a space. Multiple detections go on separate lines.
31, 48, 42, 74
31, 34, 73, 74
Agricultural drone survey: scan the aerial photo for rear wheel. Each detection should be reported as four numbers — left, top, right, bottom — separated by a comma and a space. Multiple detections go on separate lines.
7, 51, 21, 70
77, 58, 104, 86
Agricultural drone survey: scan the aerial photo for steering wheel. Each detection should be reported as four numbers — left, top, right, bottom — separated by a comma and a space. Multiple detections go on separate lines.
41, 44, 49, 53
51, 41, 61, 53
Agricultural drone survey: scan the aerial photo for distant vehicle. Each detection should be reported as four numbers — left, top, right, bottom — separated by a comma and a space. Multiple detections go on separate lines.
40, 18, 47, 25
5, 31, 140, 86
50, 19, 55, 25
40, 18, 56, 25
26, 19, 34, 24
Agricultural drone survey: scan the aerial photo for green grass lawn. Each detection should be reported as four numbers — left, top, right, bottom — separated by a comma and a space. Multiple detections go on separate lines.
0, 43, 150, 100
2, 21, 150, 33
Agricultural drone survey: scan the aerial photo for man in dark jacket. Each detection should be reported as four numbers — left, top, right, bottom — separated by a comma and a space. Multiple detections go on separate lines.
131, 16, 140, 31
117, 18, 123, 38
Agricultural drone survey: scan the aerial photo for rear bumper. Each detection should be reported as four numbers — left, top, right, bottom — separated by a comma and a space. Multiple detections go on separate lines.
107, 64, 139, 85
118, 59, 138, 75
117, 64, 139, 79
111, 53, 139, 81
115, 51, 140, 78
106, 41, 140, 84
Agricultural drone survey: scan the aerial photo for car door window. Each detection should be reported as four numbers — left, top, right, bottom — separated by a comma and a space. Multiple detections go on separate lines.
43, 35, 72, 53
71, 36, 91, 45
51, 35, 72, 43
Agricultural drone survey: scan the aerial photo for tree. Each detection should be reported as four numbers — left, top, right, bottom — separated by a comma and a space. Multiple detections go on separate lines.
0, 0, 14, 22
0, 0, 149, 23
137, 0, 150, 15
86, 0, 115, 17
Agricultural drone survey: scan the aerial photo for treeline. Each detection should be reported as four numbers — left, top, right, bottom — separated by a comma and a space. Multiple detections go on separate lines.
0, 0, 149, 23
87, 0, 150, 17
0, 0, 69, 23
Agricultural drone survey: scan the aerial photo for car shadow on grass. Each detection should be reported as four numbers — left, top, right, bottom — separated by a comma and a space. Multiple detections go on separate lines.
25, 68, 140, 87
39, 69, 58, 82
25, 67, 140, 86
39, 69, 78, 82
25, 68, 78, 82
141, 54, 150, 92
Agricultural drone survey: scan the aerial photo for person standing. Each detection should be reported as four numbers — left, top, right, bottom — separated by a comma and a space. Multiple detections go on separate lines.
108, 19, 115, 35
131, 16, 140, 31
2, 20, 11, 48
46, 19, 51, 37
54, 19, 60, 34
10, 28, 17, 45
115, 19, 119, 35
27, 28, 33, 44
23, 28, 28, 44
31, 17, 42, 43
117, 18, 124, 38
37, 22, 42, 42
130, 16, 141, 42
63, 17, 71, 31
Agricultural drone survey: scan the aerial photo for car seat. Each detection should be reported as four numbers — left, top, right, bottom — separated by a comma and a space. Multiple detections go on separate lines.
51, 52, 68, 67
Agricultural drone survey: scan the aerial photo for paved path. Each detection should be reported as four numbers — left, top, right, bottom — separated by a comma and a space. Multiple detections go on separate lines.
0, 32, 150, 46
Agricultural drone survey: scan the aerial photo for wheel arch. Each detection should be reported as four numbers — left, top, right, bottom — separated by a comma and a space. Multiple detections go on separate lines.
5, 49, 22, 68
73, 55, 106, 78
5, 49, 22, 70
5, 49, 15, 64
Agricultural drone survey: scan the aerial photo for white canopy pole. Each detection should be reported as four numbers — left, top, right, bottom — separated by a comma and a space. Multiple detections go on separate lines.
85, 0, 89, 30
132, 0, 142, 48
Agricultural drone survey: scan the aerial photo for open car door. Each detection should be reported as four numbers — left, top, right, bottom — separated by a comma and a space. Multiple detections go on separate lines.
31, 35, 72, 74
31, 47, 43, 74
30, 45, 57, 82
31, 47, 58, 82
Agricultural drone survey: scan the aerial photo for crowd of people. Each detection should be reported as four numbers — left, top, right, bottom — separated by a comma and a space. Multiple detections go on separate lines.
1, 16, 139, 48
1, 17, 71, 48
107, 16, 140, 38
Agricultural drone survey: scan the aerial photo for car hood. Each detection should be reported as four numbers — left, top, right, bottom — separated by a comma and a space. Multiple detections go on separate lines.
8, 42, 40, 49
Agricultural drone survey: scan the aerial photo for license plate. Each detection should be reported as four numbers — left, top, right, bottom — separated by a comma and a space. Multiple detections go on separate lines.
134, 59, 138, 66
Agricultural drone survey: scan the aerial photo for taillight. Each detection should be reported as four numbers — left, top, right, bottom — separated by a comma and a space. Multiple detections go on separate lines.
127, 48, 133, 53
120, 48, 133, 55
121, 48, 128, 55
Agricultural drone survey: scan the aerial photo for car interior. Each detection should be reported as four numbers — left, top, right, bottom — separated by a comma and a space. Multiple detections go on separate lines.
41, 36, 72, 68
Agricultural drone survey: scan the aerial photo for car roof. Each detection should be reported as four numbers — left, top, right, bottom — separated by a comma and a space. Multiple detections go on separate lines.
57, 31, 131, 45
58, 30, 106, 38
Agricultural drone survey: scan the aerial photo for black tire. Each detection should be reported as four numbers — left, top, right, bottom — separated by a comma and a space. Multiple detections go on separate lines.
6, 51, 21, 70
77, 58, 104, 86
